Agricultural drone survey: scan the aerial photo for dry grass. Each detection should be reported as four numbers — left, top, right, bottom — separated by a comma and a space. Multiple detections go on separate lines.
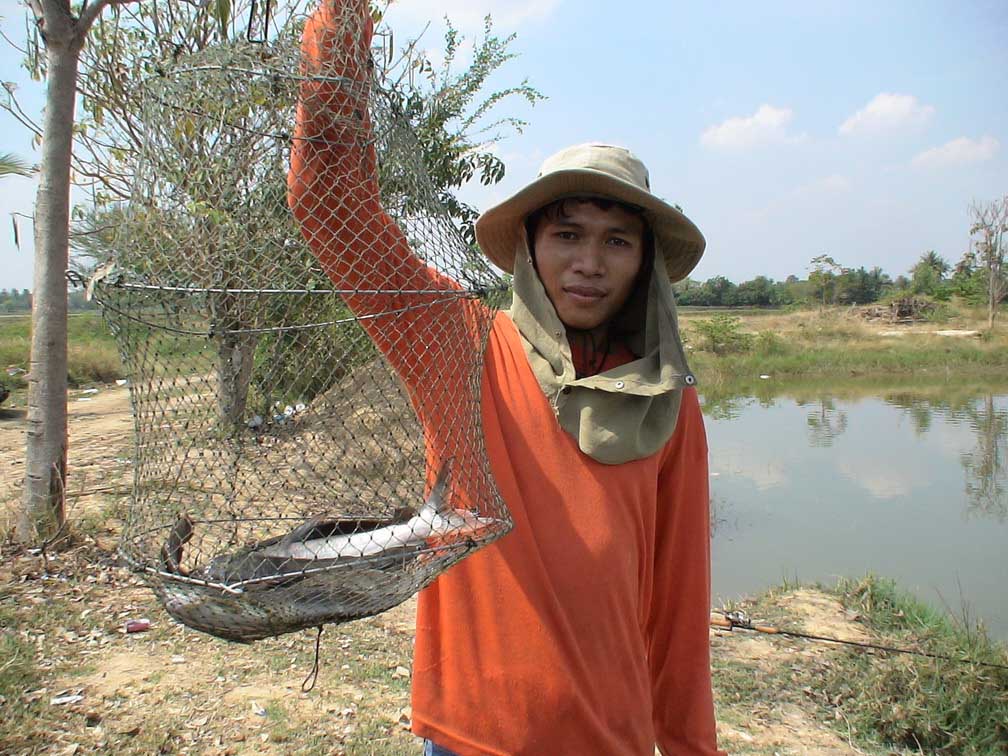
679, 304, 1008, 394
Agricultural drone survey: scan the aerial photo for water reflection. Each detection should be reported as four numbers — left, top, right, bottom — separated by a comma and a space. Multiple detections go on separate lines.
703, 390, 1008, 640
962, 395, 1007, 521
800, 398, 848, 447
703, 395, 758, 422
884, 393, 1007, 521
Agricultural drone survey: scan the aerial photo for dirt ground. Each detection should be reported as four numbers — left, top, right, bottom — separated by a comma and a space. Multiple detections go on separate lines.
1, 385, 910, 755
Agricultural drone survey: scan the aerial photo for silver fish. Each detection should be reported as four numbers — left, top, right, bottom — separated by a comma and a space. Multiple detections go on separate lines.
255, 459, 491, 562
154, 459, 497, 641
165, 458, 494, 587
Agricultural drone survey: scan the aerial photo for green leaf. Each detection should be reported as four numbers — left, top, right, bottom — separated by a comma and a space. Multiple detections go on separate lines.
0, 152, 33, 177
215, 0, 231, 39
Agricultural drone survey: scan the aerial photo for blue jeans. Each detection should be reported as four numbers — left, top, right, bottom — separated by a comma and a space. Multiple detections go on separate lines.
423, 740, 459, 756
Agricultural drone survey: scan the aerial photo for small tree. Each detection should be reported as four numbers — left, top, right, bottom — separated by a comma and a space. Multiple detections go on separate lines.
969, 196, 1008, 330
808, 254, 845, 307
733, 275, 777, 307
950, 249, 983, 300
379, 15, 544, 245
701, 275, 736, 306
910, 250, 950, 297
72, 2, 542, 428
690, 314, 753, 354
839, 265, 890, 304
14, 0, 138, 546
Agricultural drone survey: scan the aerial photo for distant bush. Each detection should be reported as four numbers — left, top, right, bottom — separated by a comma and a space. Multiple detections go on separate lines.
754, 330, 786, 355
0, 313, 123, 387
690, 314, 754, 354
923, 302, 954, 323
67, 342, 123, 386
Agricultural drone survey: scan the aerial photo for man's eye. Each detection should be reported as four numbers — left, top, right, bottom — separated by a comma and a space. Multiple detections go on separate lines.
556, 231, 577, 240
608, 237, 630, 247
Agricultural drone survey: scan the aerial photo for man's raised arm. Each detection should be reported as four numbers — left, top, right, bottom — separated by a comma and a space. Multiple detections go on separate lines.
287, 0, 473, 391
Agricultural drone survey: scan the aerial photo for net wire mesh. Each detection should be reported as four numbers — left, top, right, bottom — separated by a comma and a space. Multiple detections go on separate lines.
90, 0, 512, 642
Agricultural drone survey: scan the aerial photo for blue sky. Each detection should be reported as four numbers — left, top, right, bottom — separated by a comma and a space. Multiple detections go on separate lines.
2, 0, 1006, 290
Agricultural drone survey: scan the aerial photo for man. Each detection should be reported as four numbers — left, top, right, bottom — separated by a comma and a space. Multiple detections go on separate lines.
289, 3, 724, 754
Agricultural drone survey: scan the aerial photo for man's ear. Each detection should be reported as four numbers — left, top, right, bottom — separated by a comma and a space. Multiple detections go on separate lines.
523, 220, 539, 271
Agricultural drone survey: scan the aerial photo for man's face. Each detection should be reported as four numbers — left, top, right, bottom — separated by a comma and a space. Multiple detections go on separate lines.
531, 200, 646, 333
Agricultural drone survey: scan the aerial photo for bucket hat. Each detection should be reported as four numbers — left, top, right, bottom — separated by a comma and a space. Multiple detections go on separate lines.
474, 143, 706, 282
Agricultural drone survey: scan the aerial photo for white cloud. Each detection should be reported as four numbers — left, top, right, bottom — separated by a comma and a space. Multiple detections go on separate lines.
386, 0, 561, 30
415, 35, 476, 74
911, 136, 1000, 168
838, 93, 934, 136
804, 174, 852, 194
836, 458, 917, 500
700, 105, 799, 150
834, 459, 915, 499
711, 451, 788, 490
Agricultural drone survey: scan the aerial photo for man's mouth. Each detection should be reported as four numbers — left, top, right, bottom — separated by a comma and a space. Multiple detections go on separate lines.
563, 285, 607, 302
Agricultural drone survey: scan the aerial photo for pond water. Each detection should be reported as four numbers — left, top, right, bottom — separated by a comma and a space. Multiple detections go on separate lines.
704, 390, 1008, 641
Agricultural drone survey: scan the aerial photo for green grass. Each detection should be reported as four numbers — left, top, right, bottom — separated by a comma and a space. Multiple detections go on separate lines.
680, 305, 1008, 393
0, 607, 45, 752
827, 575, 1008, 754
3, 302, 1006, 397
0, 588, 110, 753
715, 576, 1008, 755
1, 312, 123, 390
692, 346, 1008, 393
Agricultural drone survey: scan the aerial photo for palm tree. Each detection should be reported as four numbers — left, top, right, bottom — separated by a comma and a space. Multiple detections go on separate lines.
910, 250, 951, 296
0, 152, 33, 177
919, 250, 950, 277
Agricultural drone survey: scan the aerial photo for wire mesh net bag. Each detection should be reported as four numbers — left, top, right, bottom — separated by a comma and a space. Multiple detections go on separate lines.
89, 0, 511, 642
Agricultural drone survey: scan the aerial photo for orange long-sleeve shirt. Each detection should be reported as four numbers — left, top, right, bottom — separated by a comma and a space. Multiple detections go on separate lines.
289, 3, 724, 754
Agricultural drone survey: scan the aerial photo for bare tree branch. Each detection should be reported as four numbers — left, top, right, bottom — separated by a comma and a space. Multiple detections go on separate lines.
24, 0, 44, 23
77, 0, 137, 36
0, 24, 30, 54
0, 89, 44, 137
970, 195, 1008, 330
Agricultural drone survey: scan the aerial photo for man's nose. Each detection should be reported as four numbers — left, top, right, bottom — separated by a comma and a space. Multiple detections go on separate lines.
571, 240, 605, 275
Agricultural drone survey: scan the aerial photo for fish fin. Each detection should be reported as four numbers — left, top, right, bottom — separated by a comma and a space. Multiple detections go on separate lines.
425, 457, 453, 516
278, 516, 327, 548
390, 506, 416, 524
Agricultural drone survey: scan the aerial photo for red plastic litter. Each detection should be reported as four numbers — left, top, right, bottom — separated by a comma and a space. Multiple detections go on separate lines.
125, 619, 151, 633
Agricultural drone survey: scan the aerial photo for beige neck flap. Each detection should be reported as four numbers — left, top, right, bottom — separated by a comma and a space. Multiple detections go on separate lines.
508, 239, 697, 465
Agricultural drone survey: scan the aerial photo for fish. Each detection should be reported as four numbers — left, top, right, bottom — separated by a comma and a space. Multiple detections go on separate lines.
161, 458, 495, 587
151, 458, 498, 641
255, 458, 491, 562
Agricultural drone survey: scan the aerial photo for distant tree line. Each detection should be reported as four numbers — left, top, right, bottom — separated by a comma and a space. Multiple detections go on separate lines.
0, 288, 32, 312
0, 287, 94, 313
674, 248, 995, 309
0, 250, 994, 312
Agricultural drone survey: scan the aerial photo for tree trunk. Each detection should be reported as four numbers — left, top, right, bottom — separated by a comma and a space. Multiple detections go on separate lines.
210, 291, 259, 431
218, 332, 258, 429
989, 255, 1003, 330
17, 29, 83, 544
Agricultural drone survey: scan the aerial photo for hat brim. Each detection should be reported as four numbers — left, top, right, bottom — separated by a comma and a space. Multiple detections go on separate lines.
474, 168, 705, 283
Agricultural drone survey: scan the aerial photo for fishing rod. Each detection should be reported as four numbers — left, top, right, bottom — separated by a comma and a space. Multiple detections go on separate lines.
710, 610, 1008, 671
